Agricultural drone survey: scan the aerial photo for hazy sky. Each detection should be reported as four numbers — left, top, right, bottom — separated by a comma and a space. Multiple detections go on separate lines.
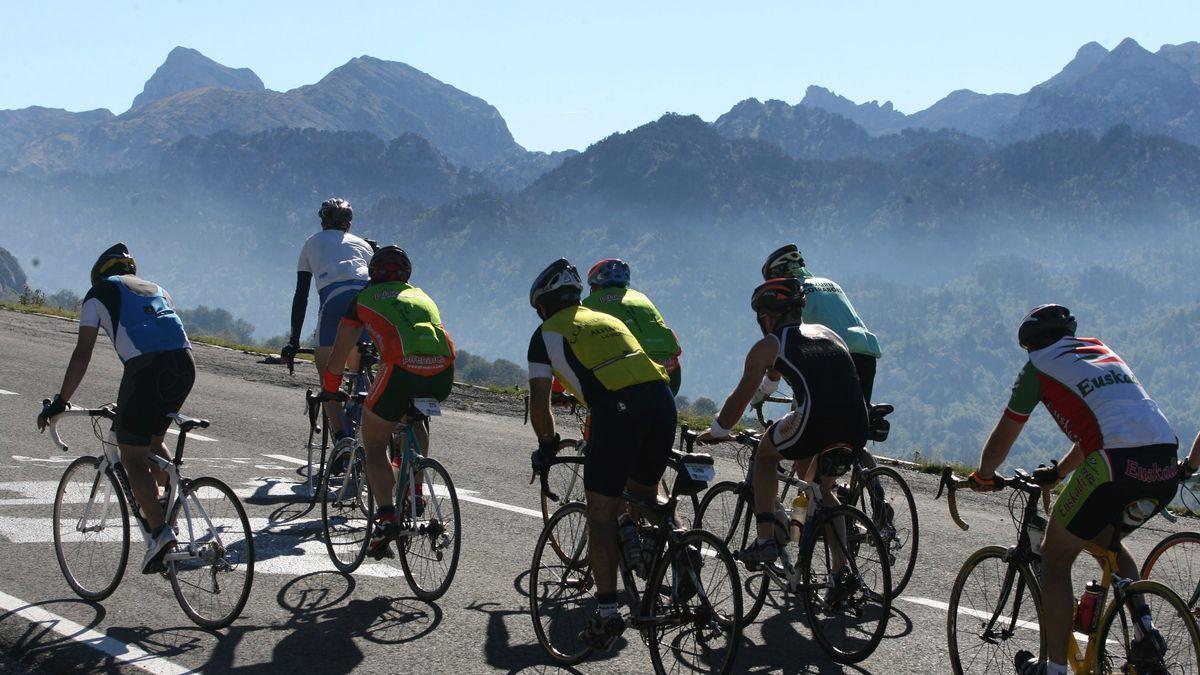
4, 1, 1198, 152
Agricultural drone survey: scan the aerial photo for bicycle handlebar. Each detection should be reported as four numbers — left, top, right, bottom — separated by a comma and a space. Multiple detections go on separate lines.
39, 401, 114, 453
936, 466, 1052, 532
752, 395, 792, 428
530, 449, 584, 503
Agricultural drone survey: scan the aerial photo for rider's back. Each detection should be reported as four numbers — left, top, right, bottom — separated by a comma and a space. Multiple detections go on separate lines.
771, 322, 868, 448
798, 272, 881, 359
81, 275, 190, 363
298, 229, 373, 292
581, 287, 680, 360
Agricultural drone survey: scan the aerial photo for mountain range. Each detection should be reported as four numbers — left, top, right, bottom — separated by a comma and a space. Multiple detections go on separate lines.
3, 38, 1200, 463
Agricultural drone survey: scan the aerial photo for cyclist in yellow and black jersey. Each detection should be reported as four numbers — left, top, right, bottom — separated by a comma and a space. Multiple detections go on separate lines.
526, 258, 677, 651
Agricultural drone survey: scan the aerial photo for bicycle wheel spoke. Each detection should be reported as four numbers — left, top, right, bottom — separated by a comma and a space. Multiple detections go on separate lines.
399, 458, 461, 601
54, 457, 129, 601
531, 503, 594, 665
1097, 582, 1200, 674
949, 547, 1042, 673
169, 477, 254, 629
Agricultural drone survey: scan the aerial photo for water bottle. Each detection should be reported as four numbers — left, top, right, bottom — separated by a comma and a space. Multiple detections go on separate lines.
790, 492, 809, 543
1073, 581, 1102, 634
618, 513, 645, 578
1027, 514, 1046, 558
1121, 498, 1157, 528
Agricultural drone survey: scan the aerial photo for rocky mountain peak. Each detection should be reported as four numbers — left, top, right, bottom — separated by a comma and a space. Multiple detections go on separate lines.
131, 46, 264, 111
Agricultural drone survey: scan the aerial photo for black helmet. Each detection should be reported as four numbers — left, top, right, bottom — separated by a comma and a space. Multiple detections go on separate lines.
762, 243, 805, 280
530, 258, 583, 313
319, 197, 353, 230
751, 277, 806, 315
368, 245, 412, 284
1018, 304, 1077, 350
90, 243, 137, 285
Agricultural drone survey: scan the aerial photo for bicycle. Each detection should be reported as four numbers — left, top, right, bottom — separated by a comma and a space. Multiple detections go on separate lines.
694, 428, 892, 663
529, 440, 743, 673
938, 466, 1200, 673
43, 400, 254, 629
317, 391, 461, 601
1139, 474, 1200, 621
294, 342, 377, 500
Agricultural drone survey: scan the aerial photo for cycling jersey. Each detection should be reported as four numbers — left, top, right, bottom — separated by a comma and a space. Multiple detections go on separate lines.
80, 276, 190, 364
527, 305, 667, 408
798, 270, 881, 359
766, 322, 868, 460
582, 288, 681, 361
340, 281, 455, 375
297, 230, 372, 293
1004, 336, 1176, 454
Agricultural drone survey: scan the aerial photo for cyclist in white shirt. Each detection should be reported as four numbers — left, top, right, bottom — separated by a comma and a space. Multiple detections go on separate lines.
282, 198, 374, 441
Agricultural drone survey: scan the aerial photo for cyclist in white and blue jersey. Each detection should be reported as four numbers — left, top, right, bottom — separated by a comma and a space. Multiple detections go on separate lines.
37, 243, 193, 574
282, 198, 374, 442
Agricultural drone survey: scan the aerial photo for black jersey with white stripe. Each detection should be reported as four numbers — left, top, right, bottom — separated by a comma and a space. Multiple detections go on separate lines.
769, 322, 869, 451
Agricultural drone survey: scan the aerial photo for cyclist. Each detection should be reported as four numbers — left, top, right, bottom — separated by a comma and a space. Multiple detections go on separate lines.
761, 243, 891, 522
319, 246, 455, 559
284, 198, 374, 445
36, 243, 194, 574
526, 258, 676, 650
966, 304, 1178, 675
698, 278, 868, 578
582, 258, 683, 396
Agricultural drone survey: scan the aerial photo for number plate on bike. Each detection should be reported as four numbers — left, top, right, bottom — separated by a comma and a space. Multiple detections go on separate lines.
684, 462, 715, 482
412, 398, 442, 417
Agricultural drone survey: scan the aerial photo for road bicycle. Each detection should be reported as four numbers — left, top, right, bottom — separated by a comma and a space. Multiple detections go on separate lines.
939, 467, 1200, 673
294, 342, 377, 500
1139, 474, 1200, 622
694, 428, 892, 663
44, 401, 254, 629
317, 392, 461, 601
529, 441, 742, 673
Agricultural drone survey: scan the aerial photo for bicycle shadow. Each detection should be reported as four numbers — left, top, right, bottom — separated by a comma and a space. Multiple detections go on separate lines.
0, 598, 110, 668
468, 600, 610, 674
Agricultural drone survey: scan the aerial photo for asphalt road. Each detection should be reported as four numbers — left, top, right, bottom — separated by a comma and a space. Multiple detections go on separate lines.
0, 310, 1191, 674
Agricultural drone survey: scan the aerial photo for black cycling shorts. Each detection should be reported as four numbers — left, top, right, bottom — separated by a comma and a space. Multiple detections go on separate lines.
114, 349, 196, 445
1052, 444, 1179, 540
584, 381, 677, 498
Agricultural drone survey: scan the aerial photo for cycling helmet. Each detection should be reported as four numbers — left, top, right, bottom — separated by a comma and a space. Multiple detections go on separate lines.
587, 258, 631, 288
530, 258, 583, 312
90, 243, 136, 285
1018, 303, 1077, 351
762, 243, 806, 280
368, 245, 412, 284
319, 197, 353, 230
751, 277, 806, 315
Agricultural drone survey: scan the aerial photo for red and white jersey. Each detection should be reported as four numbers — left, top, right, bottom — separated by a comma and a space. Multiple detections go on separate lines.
1005, 336, 1176, 454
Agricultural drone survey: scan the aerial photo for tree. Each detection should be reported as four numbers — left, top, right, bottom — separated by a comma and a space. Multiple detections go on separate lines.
692, 397, 719, 416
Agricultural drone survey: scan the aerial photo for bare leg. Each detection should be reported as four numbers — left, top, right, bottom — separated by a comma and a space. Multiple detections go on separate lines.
1040, 516, 1088, 665
753, 437, 783, 541
586, 492, 623, 596
119, 442, 164, 531
314, 346, 345, 437
360, 407, 397, 510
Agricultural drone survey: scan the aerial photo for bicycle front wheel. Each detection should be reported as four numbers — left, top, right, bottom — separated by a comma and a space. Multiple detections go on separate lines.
322, 443, 372, 573
541, 452, 586, 563
399, 457, 461, 601
694, 481, 770, 623
53, 456, 130, 601
856, 465, 919, 597
947, 545, 1043, 674
646, 529, 743, 675
169, 477, 255, 629
1095, 579, 1200, 674
798, 505, 891, 664
529, 501, 594, 665
1141, 531, 1200, 617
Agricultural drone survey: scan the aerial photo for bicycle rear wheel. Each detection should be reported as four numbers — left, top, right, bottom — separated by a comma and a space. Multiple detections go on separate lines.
1095, 579, 1200, 674
798, 505, 891, 664
169, 477, 254, 629
646, 529, 743, 675
53, 456, 129, 601
322, 442, 372, 573
399, 457, 461, 601
947, 545, 1043, 674
530, 501, 594, 665
855, 466, 919, 596
1140, 531, 1200, 617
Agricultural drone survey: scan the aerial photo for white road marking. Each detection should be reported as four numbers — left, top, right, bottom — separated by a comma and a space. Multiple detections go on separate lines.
263, 454, 306, 466
0, 589, 191, 675
902, 596, 1098, 644
457, 493, 542, 518
164, 428, 216, 442
12, 455, 74, 465
0, 388, 19, 395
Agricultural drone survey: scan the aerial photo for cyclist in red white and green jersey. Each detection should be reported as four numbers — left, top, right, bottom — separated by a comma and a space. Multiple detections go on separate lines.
970, 304, 1178, 675
321, 246, 455, 558
582, 259, 683, 395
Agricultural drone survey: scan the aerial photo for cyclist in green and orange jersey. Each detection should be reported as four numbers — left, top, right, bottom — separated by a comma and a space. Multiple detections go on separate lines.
583, 259, 682, 396
321, 246, 456, 558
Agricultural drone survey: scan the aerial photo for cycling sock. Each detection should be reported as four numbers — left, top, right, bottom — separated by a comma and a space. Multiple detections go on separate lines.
755, 512, 776, 525
1045, 662, 1066, 675
376, 504, 396, 522
596, 592, 619, 618
1132, 603, 1154, 640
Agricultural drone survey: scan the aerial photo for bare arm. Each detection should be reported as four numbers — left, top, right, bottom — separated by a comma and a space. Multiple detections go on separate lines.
1186, 431, 1200, 473
59, 326, 99, 402
707, 337, 778, 437
1055, 442, 1084, 476
977, 414, 1025, 478
528, 377, 556, 442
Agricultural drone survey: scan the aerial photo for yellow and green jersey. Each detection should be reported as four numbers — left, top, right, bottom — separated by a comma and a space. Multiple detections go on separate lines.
582, 287, 681, 361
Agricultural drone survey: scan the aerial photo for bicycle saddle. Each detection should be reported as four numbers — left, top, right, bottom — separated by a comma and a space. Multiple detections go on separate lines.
167, 412, 210, 432
816, 444, 857, 478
